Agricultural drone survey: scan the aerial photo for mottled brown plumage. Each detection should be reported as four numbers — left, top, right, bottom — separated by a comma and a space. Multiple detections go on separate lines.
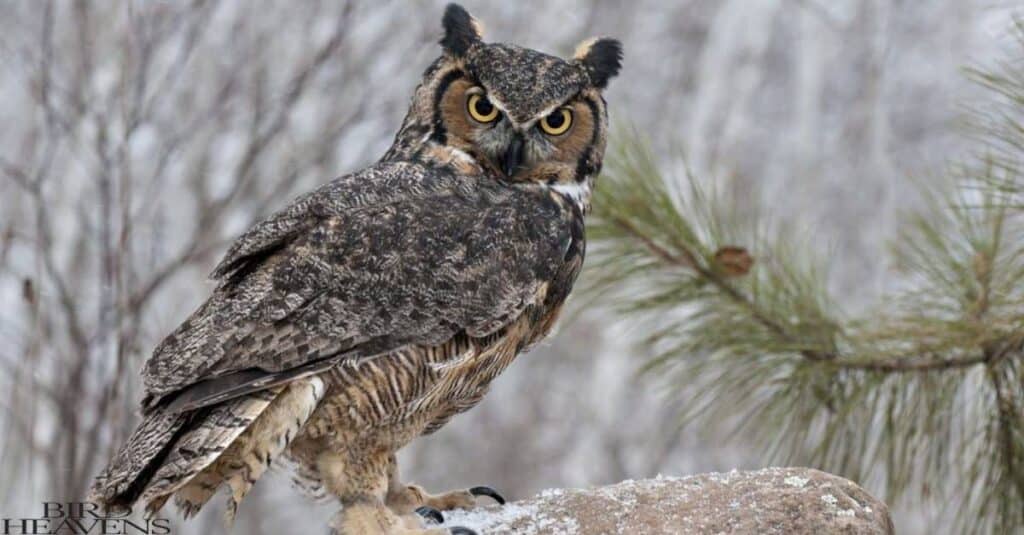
90, 4, 621, 534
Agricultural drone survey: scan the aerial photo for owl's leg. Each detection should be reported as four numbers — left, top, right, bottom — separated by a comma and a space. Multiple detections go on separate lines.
384, 454, 506, 516
328, 498, 454, 535
320, 451, 477, 535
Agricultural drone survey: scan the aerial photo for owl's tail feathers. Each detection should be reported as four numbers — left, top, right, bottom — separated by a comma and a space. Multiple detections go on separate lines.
87, 407, 196, 514
88, 387, 284, 517
172, 376, 327, 529
90, 377, 326, 523
135, 387, 285, 515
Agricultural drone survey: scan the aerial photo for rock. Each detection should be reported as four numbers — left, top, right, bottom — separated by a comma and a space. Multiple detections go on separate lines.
441, 467, 893, 534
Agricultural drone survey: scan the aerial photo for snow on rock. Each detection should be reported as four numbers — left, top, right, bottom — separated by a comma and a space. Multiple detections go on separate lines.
441, 467, 892, 534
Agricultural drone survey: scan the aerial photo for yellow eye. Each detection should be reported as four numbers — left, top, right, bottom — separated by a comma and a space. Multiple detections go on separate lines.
539, 108, 573, 136
467, 94, 500, 123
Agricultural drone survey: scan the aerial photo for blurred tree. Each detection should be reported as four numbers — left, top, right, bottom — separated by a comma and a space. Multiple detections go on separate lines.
587, 25, 1024, 535
0, 1, 1013, 532
0, 1, 421, 526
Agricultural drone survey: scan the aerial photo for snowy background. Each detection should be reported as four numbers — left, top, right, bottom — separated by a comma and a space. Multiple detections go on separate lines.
0, 1, 1019, 533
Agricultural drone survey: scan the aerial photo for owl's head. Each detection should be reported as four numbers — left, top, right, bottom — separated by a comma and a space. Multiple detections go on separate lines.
388, 4, 622, 206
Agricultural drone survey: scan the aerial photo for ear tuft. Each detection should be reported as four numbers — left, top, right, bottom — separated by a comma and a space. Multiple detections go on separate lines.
440, 3, 483, 57
574, 37, 623, 89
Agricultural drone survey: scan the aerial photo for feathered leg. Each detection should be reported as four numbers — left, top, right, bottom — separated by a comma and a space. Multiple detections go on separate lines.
329, 498, 455, 535
319, 451, 475, 535
384, 455, 504, 516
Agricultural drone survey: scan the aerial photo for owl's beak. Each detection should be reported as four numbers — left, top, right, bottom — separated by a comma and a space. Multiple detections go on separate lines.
501, 134, 525, 177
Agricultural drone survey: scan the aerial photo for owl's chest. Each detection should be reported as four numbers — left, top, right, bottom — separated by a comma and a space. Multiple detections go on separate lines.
297, 335, 494, 442
300, 200, 586, 448
299, 299, 572, 449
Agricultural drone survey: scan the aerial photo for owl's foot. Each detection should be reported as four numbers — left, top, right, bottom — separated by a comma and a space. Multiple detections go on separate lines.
415, 506, 445, 524
330, 501, 476, 534
388, 483, 505, 514
423, 485, 505, 510
468, 486, 506, 505
414, 507, 477, 535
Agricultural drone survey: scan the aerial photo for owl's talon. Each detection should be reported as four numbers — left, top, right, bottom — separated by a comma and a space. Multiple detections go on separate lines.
449, 528, 477, 535
469, 485, 506, 505
415, 505, 444, 524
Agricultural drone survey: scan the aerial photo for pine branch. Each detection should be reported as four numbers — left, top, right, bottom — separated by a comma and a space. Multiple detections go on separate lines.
605, 213, 801, 349
586, 28, 1024, 532
608, 210, 1022, 373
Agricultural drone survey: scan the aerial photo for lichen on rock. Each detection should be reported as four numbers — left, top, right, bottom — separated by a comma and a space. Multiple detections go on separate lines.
441, 467, 893, 534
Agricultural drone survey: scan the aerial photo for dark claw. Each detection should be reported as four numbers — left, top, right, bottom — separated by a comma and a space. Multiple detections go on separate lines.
469, 485, 506, 505
415, 506, 444, 525
449, 528, 477, 535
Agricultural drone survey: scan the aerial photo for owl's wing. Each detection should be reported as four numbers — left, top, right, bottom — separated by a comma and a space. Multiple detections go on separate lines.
210, 161, 469, 282
142, 164, 575, 412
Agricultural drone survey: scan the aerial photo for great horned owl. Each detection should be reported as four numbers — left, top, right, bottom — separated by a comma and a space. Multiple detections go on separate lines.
90, 4, 621, 534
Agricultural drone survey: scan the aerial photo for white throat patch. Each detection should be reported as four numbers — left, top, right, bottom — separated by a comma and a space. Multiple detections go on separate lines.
550, 180, 592, 210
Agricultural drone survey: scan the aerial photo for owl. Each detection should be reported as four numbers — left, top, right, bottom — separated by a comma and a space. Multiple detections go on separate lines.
89, 4, 621, 535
